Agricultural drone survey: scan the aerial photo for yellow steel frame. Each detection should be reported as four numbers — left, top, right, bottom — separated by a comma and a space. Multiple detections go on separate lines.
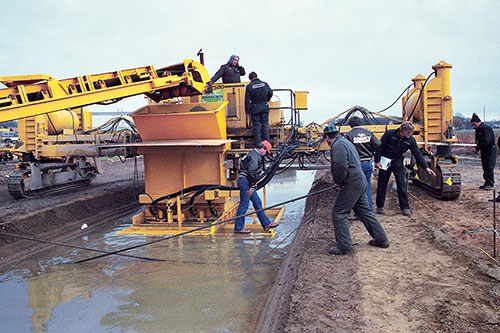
0, 59, 210, 122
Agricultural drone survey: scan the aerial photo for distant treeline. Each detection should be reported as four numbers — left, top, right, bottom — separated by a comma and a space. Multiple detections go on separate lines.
452, 113, 500, 129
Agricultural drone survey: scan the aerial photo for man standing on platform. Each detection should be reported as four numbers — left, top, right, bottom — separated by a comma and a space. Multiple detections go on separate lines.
245, 72, 273, 147
211, 54, 246, 84
234, 140, 278, 234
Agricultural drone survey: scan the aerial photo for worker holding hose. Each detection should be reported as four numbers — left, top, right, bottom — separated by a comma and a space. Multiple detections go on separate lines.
324, 124, 389, 255
234, 140, 279, 234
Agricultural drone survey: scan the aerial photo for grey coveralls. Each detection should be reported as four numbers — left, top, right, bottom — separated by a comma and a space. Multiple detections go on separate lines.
330, 135, 389, 251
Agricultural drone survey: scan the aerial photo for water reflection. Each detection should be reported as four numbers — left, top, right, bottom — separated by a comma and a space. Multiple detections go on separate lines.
0, 170, 315, 332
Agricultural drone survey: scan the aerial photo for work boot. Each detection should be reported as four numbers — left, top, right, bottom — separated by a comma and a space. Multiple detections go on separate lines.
376, 207, 385, 214
402, 208, 411, 216
329, 246, 352, 255
264, 222, 279, 231
368, 239, 390, 248
234, 229, 251, 234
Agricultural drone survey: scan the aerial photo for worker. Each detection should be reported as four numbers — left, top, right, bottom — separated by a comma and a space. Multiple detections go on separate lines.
374, 121, 436, 216
493, 137, 500, 202
245, 72, 273, 147
324, 124, 389, 255
211, 54, 246, 84
471, 113, 496, 190
234, 140, 278, 234
345, 116, 380, 217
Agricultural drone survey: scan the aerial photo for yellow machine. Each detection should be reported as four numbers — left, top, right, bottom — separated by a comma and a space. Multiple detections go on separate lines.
116, 97, 286, 236
0, 60, 211, 198
328, 61, 460, 199
115, 82, 312, 236
0, 57, 459, 236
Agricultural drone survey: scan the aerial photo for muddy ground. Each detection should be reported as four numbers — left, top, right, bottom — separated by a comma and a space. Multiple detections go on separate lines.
1, 155, 499, 332
0, 157, 144, 267
259, 156, 500, 332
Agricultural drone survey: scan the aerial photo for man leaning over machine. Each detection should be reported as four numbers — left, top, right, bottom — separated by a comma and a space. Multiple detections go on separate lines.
234, 140, 279, 234
374, 121, 436, 216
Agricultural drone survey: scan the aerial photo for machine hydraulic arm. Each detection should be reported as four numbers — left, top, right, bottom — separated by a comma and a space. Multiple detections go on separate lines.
0, 59, 211, 122
0, 59, 212, 199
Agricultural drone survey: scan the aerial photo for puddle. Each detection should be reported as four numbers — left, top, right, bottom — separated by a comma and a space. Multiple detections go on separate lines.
0, 170, 315, 332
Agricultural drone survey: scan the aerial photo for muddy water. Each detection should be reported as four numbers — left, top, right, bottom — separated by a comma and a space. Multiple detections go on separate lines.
0, 170, 314, 332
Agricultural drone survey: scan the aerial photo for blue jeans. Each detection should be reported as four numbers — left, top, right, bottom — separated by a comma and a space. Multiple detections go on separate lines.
234, 177, 271, 231
361, 161, 374, 211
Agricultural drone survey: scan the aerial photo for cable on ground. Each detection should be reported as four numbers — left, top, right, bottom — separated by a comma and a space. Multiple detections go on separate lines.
73, 185, 339, 264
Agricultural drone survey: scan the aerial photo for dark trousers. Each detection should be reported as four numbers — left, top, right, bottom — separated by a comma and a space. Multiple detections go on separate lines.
332, 168, 388, 251
376, 165, 409, 210
251, 111, 270, 147
481, 148, 496, 187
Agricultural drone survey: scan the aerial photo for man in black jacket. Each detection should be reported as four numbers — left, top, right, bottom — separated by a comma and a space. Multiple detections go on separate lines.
346, 116, 380, 213
374, 121, 436, 216
245, 72, 273, 147
211, 54, 246, 84
234, 140, 278, 234
471, 113, 496, 190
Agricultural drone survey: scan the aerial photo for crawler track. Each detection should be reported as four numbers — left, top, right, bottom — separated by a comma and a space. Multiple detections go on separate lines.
7, 169, 92, 199
412, 165, 461, 200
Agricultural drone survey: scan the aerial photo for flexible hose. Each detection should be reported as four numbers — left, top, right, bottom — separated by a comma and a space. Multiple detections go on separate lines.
74, 184, 339, 264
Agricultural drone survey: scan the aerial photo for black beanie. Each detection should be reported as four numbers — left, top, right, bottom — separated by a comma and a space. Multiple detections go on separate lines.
471, 113, 481, 123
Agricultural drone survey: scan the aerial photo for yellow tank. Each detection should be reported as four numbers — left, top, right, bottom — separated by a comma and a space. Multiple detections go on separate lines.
403, 89, 422, 121
43, 110, 80, 134
403, 74, 426, 121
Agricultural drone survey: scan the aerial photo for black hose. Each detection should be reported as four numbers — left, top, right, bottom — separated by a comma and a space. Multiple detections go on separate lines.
0, 231, 165, 262
407, 71, 436, 120
73, 184, 339, 264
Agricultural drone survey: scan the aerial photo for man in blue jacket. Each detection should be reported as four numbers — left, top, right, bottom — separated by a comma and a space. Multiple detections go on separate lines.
374, 121, 436, 216
325, 124, 389, 255
211, 54, 246, 84
245, 72, 273, 147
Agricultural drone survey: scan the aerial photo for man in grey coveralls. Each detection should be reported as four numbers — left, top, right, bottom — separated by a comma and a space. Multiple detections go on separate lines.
324, 124, 390, 255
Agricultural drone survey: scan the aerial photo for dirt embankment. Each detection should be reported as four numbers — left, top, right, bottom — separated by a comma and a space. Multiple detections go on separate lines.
260, 158, 500, 332
0, 157, 144, 268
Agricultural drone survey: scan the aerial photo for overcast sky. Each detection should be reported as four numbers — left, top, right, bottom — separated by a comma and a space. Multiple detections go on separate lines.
1, 0, 499, 123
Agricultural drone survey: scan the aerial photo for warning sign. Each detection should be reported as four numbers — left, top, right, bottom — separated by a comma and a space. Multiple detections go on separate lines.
445, 177, 453, 186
